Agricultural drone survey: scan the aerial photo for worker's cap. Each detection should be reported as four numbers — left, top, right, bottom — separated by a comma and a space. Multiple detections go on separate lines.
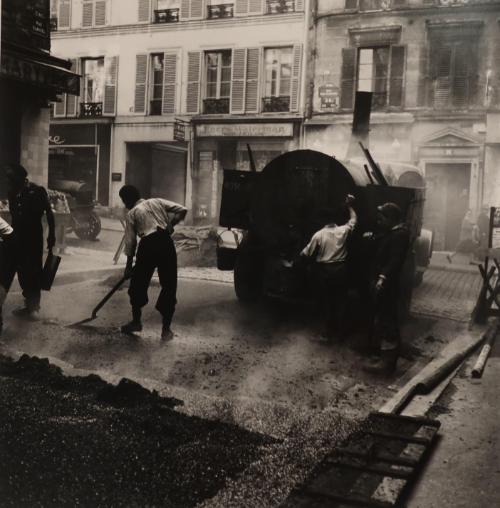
377, 202, 402, 223
3, 163, 28, 179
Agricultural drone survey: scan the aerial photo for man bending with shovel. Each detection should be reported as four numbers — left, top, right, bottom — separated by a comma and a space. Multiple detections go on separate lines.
119, 185, 187, 341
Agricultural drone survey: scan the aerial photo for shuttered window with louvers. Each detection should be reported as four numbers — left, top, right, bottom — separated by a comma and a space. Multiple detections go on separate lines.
230, 49, 247, 114
138, 0, 151, 21
82, 0, 107, 27
82, 0, 94, 26
186, 52, 202, 114
180, 0, 204, 19
245, 48, 260, 113
134, 54, 149, 114
235, 0, 263, 16
290, 44, 302, 112
388, 45, 405, 108
340, 48, 357, 110
162, 52, 178, 115
58, 0, 71, 28
66, 59, 79, 117
95, 0, 107, 25
103, 56, 119, 115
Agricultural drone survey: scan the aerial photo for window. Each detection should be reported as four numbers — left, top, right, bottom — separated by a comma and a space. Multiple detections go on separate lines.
207, 0, 234, 19
154, 0, 180, 22
340, 45, 405, 110
429, 40, 478, 109
204, 51, 232, 114
266, 0, 296, 14
262, 47, 292, 112
150, 54, 164, 115
344, 0, 406, 10
51, 0, 71, 29
82, 58, 105, 116
82, 0, 107, 27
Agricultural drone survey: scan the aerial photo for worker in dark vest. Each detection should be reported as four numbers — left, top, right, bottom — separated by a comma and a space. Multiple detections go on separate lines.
364, 202, 410, 375
119, 185, 187, 341
4, 164, 55, 319
0, 216, 16, 334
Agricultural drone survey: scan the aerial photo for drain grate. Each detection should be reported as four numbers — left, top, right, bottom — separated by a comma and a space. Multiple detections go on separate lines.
285, 411, 440, 508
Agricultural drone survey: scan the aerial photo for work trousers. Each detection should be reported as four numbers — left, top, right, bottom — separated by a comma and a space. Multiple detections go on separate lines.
371, 282, 401, 354
312, 261, 348, 334
129, 229, 177, 328
1, 232, 43, 311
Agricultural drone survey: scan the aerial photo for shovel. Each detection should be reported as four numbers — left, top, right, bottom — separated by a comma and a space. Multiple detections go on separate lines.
67, 275, 128, 328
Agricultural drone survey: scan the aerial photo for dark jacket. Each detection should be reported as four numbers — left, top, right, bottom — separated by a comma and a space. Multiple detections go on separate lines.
373, 224, 410, 286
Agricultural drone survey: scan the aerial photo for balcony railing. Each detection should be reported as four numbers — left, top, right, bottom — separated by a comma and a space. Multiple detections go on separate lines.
50, 17, 58, 31
80, 102, 103, 118
203, 98, 230, 114
266, 0, 295, 14
345, 0, 406, 9
154, 8, 179, 23
262, 96, 290, 112
207, 3, 234, 18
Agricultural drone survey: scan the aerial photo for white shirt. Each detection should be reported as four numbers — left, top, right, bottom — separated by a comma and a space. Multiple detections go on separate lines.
0, 217, 13, 238
124, 198, 187, 257
301, 209, 357, 263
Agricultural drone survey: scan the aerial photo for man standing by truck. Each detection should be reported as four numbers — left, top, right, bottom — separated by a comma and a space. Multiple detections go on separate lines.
364, 202, 410, 375
300, 194, 357, 337
119, 185, 187, 341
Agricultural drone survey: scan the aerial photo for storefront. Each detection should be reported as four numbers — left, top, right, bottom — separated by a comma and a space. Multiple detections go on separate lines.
48, 122, 112, 205
192, 120, 299, 224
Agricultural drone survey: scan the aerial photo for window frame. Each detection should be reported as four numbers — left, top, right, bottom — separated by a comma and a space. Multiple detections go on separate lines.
263, 46, 293, 99
204, 50, 232, 100
148, 52, 165, 115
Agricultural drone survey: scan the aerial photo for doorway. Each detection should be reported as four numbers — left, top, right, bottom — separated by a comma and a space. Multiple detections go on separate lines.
424, 162, 471, 251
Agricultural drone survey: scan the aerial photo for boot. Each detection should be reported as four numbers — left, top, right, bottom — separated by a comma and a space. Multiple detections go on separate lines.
120, 307, 142, 334
161, 316, 174, 342
362, 350, 398, 376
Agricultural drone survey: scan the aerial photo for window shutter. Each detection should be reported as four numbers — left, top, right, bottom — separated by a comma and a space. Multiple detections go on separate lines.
186, 51, 201, 114
248, 0, 264, 14
134, 54, 148, 114
181, 0, 204, 19
389, 45, 405, 108
235, 0, 248, 16
432, 45, 452, 108
230, 49, 247, 114
295, 0, 304, 11
138, 0, 151, 22
66, 59, 79, 117
245, 47, 260, 113
290, 44, 302, 112
82, 0, 94, 26
51, 0, 58, 17
340, 47, 357, 110
54, 95, 67, 117
95, 0, 107, 26
345, 0, 357, 8
58, 0, 71, 28
417, 46, 428, 107
180, 0, 191, 19
103, 56, 118, 115
162, 52, 178, 115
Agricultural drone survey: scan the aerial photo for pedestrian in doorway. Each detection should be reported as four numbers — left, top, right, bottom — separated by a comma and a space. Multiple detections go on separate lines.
447, 209, 478, 265
300, 194, 357, 338
0, 216, 16, 335
363, 202, 410, 375
119, 185, 187, 341
3, 164, 55, 320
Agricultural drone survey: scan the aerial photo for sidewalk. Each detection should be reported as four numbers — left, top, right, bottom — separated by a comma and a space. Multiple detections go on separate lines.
407, 333, 500, 508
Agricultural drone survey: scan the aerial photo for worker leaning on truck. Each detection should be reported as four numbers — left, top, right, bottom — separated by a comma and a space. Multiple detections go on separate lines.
0, 216, 15, 335
300, 194, 357, 338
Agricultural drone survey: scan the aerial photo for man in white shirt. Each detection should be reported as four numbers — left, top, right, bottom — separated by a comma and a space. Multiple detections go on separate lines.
119, 185, 187, 341
300, 194, 357, 337
0, 216, 15, 335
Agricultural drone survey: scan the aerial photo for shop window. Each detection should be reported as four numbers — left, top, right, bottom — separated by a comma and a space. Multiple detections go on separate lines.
154, 0, 180, 23
203, 51, 232, 114
262, 47, 292, 112
340, 45, 405, 110
207, 0, 234, 19
428, 39, 478, 109
81, 58, 105, 117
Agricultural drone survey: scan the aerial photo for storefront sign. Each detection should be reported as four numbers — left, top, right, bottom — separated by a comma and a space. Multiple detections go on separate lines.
49, 135, 66, 145
318, 84, 339, 110
196, 123, 293, 138
112, 173, 122, 182
1, 52, 80, 95
174, 120, 187, 142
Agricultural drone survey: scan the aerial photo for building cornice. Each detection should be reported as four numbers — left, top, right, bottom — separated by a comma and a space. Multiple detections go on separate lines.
51, 13, 304, 39
318, 1, 500, 23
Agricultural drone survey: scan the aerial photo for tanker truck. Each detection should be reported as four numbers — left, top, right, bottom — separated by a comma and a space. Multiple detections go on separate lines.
216, 149, 432, 312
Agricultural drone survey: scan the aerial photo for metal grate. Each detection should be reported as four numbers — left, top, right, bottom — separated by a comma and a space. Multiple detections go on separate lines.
285, 411, 440, 507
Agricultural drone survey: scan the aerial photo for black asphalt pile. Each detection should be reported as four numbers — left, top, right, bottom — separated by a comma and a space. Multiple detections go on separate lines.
0, 354, 275, 507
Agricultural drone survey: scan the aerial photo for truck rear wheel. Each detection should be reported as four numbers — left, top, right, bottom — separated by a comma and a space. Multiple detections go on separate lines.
234, 252, 262, 302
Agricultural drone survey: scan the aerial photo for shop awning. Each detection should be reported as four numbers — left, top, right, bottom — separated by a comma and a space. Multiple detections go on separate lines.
1, 43, 80, 96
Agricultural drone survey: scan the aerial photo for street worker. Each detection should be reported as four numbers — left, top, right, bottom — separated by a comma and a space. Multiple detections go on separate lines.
3, 164, 55, 320
119, 185, 187, 341
0, 216, 15, 335
300, 194, 357, 337
364, 202, 410, 375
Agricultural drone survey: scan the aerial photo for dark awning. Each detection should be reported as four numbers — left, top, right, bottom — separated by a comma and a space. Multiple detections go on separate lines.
0, 43, 80, 96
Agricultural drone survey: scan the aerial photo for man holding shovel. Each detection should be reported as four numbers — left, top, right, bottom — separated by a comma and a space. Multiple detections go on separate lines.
119, 185, 187, 341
